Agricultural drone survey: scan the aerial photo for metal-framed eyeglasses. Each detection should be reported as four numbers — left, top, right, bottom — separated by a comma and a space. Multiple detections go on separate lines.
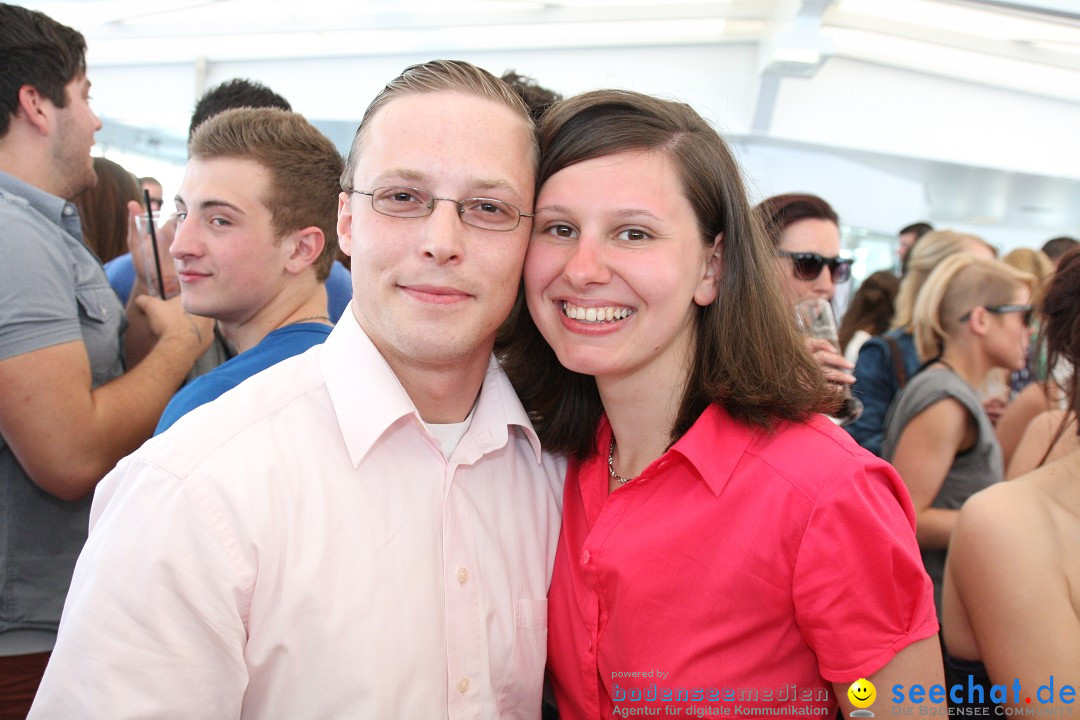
959, 304, 1034, 326
350, 186, 533, 232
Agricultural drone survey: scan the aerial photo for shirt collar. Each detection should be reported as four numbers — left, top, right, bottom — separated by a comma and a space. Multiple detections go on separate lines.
669, 404, 758, 497
320, 306, 543, 469
0, 170, 83, 239
594, 404, 758, 499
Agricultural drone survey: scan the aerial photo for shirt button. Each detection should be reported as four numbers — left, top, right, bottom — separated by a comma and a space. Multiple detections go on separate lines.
457, 567, 468, 585
63, 206, 73, 216
581, 549, 590, 565
457, 677, 470, 693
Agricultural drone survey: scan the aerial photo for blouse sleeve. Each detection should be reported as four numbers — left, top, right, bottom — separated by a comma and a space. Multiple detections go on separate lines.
791, 453, 939, 681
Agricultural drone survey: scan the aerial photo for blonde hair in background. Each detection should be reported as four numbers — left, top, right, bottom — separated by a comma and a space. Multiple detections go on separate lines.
1002, 247, 1054, 281
913, 254, 1035, 361
893, 230, 995, 332
1002, 247, 1054, 308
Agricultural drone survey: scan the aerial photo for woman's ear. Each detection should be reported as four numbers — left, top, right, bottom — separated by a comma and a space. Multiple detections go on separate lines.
965, 305, 992, 337
694, 233, 723, 307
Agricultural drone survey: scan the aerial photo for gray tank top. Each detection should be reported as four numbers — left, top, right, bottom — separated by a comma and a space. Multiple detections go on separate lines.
880, 367, 1003, 619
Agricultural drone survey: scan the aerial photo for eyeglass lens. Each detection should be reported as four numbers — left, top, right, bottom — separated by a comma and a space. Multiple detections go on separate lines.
367, 186, 523, 231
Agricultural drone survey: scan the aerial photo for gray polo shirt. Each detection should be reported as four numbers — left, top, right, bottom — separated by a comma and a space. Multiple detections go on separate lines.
0, 171, 125, 653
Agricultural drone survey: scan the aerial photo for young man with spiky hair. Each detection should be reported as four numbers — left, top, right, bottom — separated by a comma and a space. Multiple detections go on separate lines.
153, 107, 343, 433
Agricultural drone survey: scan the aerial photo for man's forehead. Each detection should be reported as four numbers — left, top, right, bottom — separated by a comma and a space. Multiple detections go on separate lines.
178, 156, 270, 204
355, 91, 535, 193
368, 91, 529, 143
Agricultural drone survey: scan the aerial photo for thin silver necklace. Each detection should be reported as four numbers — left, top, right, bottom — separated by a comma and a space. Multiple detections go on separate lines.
607, 437, 635, 485
288, 314, 331, 326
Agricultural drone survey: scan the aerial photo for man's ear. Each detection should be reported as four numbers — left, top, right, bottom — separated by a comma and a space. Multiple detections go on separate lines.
693, 233, 723, 307
336, 192, 353, 258
16, 85, 52, 135
284, 226, 325, 275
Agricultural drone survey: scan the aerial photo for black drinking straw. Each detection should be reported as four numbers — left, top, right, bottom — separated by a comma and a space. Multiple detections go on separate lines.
143, 188, 166, 298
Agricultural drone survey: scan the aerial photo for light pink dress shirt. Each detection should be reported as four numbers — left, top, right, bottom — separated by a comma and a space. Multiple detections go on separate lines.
30, 310, 565, 719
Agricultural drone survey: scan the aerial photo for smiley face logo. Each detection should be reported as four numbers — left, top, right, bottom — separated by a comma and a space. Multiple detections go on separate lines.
848, 678, 876, 709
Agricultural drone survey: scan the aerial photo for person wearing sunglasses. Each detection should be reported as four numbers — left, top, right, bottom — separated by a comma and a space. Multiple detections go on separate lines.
880, 254, 1035, 644
756, 193, 852, 303
754, 193, 855, 388
846, 230, 998, 456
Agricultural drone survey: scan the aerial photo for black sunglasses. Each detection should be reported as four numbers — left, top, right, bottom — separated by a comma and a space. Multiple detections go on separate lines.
959, 304, 1034, 326
778, 251, 853, 283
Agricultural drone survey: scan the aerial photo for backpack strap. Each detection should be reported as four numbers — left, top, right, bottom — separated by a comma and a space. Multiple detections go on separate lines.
885, 335, 908, 389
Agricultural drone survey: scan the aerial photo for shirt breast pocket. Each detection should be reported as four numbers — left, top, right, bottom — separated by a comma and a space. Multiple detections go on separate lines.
75, 284, 124, 386
76, 284, 118, 325
497, 597, 548, 718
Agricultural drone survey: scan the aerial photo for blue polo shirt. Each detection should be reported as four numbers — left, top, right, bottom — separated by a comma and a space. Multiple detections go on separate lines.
155, 322, 332, 434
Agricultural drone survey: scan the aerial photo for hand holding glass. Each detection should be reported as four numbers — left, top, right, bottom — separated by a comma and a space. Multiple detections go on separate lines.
128, 202, 179, 299
795, 297, 864, 425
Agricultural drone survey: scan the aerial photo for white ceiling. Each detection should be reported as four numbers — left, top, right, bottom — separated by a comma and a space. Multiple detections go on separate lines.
19, 1, 1080, 69
15, 0, 1080, 245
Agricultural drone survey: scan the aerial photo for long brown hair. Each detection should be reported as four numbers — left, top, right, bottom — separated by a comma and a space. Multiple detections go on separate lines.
71, 156, 140, 264
499, 89, 831, 459
838, 270, 900, 352
1037, 248, 1080, 462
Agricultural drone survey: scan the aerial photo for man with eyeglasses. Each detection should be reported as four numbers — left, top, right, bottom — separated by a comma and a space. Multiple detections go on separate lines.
30, 60, 564, 719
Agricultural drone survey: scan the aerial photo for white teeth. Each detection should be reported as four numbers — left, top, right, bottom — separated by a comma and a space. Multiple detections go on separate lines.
562, 302, 633, 323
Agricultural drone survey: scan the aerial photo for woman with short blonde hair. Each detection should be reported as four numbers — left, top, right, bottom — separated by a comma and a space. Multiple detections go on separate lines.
846, 230, 996, 455
882, 254, 1035, 626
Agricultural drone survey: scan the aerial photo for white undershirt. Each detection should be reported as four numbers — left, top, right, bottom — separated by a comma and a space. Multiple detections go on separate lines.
423, 406, 476, 459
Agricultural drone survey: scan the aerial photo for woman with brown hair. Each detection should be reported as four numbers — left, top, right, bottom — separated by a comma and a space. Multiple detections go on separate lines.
754, 192, 856, 387
501, 89, 941, 718
754, 192, 850, 305
71, 156, 141, 264
838, 270, 901, 363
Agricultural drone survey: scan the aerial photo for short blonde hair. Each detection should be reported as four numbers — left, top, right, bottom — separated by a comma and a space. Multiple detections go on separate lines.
340, 59, 535, 191
893, 230, 995, 331
1002, 247, 1053, 282
913, 254, 1035, 361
